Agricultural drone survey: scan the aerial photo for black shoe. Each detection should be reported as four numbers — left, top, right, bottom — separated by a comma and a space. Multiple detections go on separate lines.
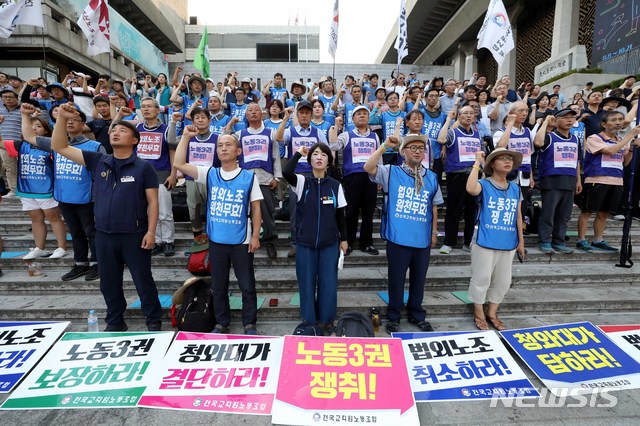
163, 242, 175, 257
151, 244, 164, 256
361, 246, 379, 255
85, 264, 100, 281
61, 265, 90, 281
266, 243, 277, 259
287, 246, 296, 258
344, 247, 353, 256
385, 321, 399, 334
0, 268, 3, 277
408, 317, 434, 332
104, 322, 128, 332
147, 322, 162, 331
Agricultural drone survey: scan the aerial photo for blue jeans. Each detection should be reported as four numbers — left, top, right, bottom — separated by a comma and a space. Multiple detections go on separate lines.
386, 241, 431, 323
296, 241, 339, 324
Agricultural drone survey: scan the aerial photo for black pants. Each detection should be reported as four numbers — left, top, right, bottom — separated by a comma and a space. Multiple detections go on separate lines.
444, 172, 476, 246
209, 242, 257, 327
95, 231, 162, 327
432, 158, 444, 186
58, 202, 96, 265
343, 172, 377, 249
259, 185, 277, 243
386, 241, 430, 323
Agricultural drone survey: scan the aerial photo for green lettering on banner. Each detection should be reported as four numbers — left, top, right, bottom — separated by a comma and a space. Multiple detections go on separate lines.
1, 387, 146, 409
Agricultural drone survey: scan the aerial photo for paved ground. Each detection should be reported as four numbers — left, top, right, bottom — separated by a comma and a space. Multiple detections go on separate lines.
1, 312, 639, 425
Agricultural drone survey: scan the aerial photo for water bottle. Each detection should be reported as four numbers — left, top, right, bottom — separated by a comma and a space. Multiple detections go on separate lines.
87, 310, 99, 332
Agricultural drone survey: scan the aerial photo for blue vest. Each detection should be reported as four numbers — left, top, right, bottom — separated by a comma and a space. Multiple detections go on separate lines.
295, 176, 342, 248
168, 105, 184, 136
238, 128, 274, 174
343, 130, 378, 176
476, 179, 520, 250
269, 87, 288, 101
230, 103, 248, 131
446, 127, 481, 173
380, 110, 406, 140
183, 94, 209, 126
381, 166, 437, 248
538, 131, 579, 178
53, 140, 102, 204
209, 113, 231, 136
505, 127, 532, 173
206, 168, 254, 244
186, 133, 219, 181
344, 103, 366, 132
135, 123, 171, 171
318, 94, 336, 125
310, 120, 332, 141
288, 126, 321, 173
265, 119, 288, 158
422, 111, 446, 159
17, 142, 54, 196
583, 133, 625, 179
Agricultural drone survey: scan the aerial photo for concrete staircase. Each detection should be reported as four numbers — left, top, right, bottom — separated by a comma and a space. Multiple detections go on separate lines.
1, 192, 639, 330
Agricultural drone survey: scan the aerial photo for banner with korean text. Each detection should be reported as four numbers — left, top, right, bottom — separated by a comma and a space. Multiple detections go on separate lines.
598, 325, 640, 364
1, 332, 173, 409
501, 322, 640, 396
272, 336, 419, 426
395, 331, 538, 401
0, 321, 69, 393
138, 332, 282, 415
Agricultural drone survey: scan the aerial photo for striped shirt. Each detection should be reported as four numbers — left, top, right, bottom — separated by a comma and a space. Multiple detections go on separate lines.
0, 104, 22, 141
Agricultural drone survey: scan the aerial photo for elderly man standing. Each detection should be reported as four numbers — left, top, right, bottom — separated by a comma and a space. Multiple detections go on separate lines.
364, 134, 442, 334
0, 89, 22, 195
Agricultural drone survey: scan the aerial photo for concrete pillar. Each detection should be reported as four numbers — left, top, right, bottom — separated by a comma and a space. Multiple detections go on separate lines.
451, 50, 465, 82
61, 17, 71, 30
117, 55, 125, 64
458, 41, 477, 80
551, 0, 580, 58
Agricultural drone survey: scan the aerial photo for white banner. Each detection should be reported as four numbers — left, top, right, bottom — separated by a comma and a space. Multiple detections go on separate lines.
0, 0, 43, 38
328, 0, 339, 59
77, 0, 111, 56
394, 0, 408, 70
477, 0, 514, 65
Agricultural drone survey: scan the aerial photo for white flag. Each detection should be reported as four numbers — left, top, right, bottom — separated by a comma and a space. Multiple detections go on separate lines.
394, 0, 408, 70
77, 0, 111, 56
0, 0, 44, 39
477, 0, 514, 65
328, 0, 339, 59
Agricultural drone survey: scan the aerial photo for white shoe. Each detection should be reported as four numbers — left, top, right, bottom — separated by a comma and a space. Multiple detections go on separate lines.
439, 245, 452, 254
3, 191, 16, 198
23, 247, 49, 260
49, 248, 67, 259
613, 214, 625, 221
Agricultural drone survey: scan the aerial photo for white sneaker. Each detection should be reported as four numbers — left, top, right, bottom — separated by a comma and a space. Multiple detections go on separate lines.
23, 247, 49, 260
439, 245, 452, 254
3, 191, 16, 198
613, 214, 625, 221
49, 248, 67, 259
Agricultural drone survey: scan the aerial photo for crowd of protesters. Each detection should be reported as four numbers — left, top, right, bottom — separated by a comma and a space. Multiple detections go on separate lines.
0, 67, 638, 334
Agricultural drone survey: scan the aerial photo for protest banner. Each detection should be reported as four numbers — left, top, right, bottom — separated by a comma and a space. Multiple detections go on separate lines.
138, 332, 282, 415
395, 331, 538, 401
0, 321, 69, 393
1, 331, 173, 409
501, 322, 640, 396
598, 325, 640, 364
272, 335, 419, 426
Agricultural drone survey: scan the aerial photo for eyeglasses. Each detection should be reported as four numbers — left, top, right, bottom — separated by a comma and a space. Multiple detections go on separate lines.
494, 156, 514, 162
1, 95, 17, 100
406, 145, 425, 153
67, 118, 83, 123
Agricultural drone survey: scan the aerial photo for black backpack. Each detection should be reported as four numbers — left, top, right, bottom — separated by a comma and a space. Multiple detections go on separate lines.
176, 278, 215, 332
336, 312, 375, 337
293, 321, 324, 336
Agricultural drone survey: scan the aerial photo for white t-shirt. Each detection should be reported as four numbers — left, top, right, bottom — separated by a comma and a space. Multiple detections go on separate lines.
196, 166, 263, 243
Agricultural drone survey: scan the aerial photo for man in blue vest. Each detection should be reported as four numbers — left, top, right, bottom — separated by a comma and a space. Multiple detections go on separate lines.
364, 134, 443, 334
136, 97, 178, 256
233, 103, 282, 258
51, 103, 163, 331
262, 72, 288, 102
331, 84, 367, 132
276, 100, 328, 257
329, 105, 379, 256
534, 108, 583, 254
20, 103, 104, 281
174, 130, 263, 335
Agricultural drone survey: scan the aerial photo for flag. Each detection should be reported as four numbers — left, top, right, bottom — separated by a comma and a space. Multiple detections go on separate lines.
193, 28, 210, 79
328, 0, 339, 59
477, 0, 514, 65
77, 0, 111, 56
394, 0, 408, 70
0, 0, 44, 39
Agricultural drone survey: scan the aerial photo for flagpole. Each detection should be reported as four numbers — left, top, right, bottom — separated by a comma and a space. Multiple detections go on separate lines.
41, 27, 47, 73
288, 9, 291, 63
305, 10, 308, 63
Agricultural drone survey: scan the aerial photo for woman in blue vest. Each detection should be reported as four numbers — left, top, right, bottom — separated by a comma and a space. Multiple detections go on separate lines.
466, 148, 526, 330
283, 143, 348, 335
1, 115, 67, 260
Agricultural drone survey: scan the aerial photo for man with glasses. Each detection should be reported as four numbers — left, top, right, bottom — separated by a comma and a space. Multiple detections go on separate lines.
387, 73, 407, 97
0, 90, 22, 195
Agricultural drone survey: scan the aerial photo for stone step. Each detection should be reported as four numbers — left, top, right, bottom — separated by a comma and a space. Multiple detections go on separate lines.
0, 285, 638, 322
0, 262, 635, 294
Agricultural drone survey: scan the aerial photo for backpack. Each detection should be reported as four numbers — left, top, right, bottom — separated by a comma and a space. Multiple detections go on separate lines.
175, 278, 215, 332
187, 250, 211, 276
336, 311, 375, 337
293, 321, 324, 336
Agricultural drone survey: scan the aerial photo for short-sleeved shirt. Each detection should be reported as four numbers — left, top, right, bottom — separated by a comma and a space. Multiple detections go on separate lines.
371, 164, 444, 206
584, 134, 629, 185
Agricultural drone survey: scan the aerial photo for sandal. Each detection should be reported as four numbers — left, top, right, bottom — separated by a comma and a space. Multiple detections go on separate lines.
487, 316, 507, 331
474, 316, 489, 330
